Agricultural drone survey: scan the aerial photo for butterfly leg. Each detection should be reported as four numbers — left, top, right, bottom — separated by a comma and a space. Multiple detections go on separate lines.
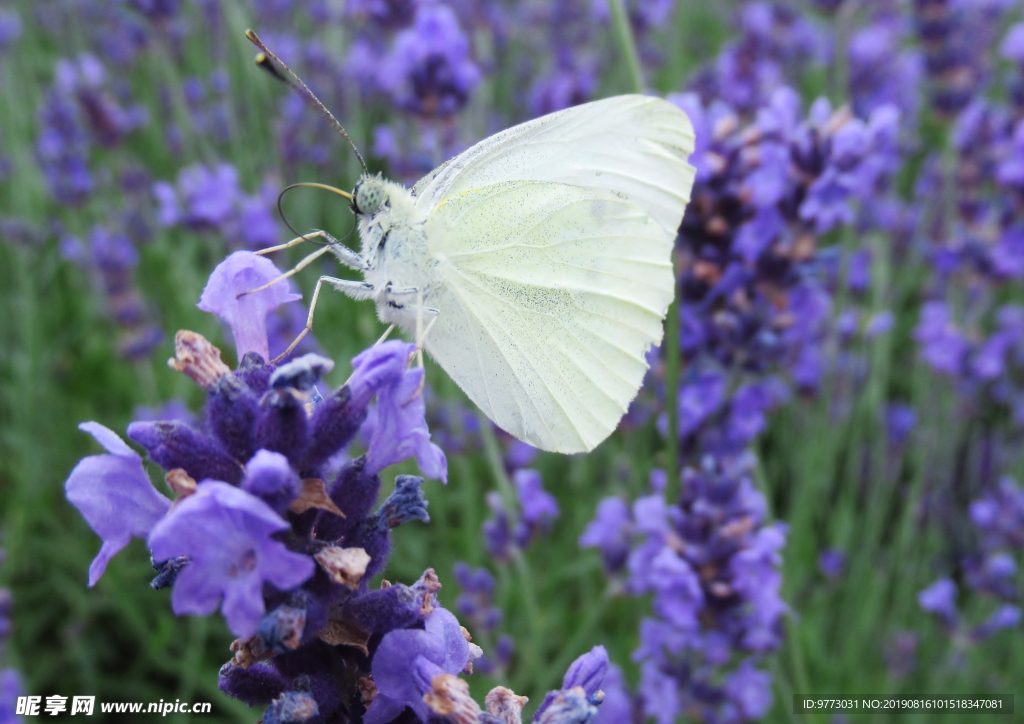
413, 289, 442, 369
256, 229, 366, 270
238, 243, 335, 299
269, 276, 375, 364
375, 324, 396, 345
255, 232, 326, 255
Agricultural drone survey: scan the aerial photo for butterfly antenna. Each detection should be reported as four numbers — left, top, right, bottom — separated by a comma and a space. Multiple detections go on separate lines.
246, 29, 368, 173
276, 182, 357, 247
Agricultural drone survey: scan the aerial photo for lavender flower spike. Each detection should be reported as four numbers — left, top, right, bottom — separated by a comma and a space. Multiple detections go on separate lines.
198, 251, 301, 361
148, 481, 314, 638
65, 422, 172, 586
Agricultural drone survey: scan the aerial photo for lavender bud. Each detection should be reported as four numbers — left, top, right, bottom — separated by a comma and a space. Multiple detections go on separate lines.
127, 420, 243, 484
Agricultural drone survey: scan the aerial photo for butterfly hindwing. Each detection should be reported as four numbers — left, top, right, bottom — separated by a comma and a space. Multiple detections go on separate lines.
422, 180, 674, 453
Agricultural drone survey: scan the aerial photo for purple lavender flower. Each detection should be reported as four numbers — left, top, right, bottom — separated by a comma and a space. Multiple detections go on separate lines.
722, 660, 773, 722
61, 224, 165, 360
148, 481, 314, 637
675, 372, 726, 438
621, 454, 785, 723
154, 164, 282, 249
344, 0, 418, 31
66, 243, 474, 720
913, 0, 1011, 116
365, 606, 471, 724
197, 251, 301, 362
65, 422, 172, 586
482, 492, 513, 562
362, 343, 447, 483
694, 2, 820, 115
534, 645, 609, 721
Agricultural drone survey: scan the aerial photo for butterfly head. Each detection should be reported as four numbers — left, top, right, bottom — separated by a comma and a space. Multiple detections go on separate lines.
353, 176, 387, 216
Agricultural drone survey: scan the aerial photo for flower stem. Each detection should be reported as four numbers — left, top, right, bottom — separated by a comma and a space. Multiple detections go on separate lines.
535, 585, 613, 689
477, 415, 544, 689
665, 292, 680, 496
608, 0, 645, 94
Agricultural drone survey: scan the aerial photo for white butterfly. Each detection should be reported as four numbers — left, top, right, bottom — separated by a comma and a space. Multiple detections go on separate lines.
246, 35, 696, 454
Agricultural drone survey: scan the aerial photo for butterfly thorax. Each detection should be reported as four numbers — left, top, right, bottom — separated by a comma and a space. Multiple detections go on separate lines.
356, 179, 439, 329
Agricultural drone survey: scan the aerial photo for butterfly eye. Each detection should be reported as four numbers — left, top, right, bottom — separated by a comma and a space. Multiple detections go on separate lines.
353, 180, 386, 215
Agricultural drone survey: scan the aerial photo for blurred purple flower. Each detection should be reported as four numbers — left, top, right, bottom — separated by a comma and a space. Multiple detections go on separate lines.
969, 476, 1024, 551
918, 578, 958, 629
1001, 24, 1024, 63
886, 403, 917, 446
380, 3, 481, 117
0, 9, 22, 52
818, 548, 846, 580
914, 302, 968, 376
154, 163, 240, 230
513, 469, 558, 547
579, 497, 632, 573
453, 562, 501, 632
527, 49, 598, 117
971, 605, 1022, 641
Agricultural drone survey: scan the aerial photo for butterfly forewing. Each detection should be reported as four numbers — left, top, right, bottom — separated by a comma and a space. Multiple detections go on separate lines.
414, 94, 696, 237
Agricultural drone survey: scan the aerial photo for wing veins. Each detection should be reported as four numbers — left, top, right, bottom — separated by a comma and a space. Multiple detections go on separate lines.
442, 275, 561, 444
446, 267, 611, 442
448, 266, 643, 415
454, 266, 664, 315
450, 264, 662, 355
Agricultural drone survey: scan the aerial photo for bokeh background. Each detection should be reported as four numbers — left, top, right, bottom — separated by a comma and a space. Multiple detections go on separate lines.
1, 0, 1023, 722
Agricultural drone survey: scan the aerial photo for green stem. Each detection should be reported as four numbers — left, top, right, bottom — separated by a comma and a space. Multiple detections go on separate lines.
477, 416, 543, 688
535, 586, 614, 690
478, 412, 515, 502
608, 0, 645, 94
609, 0, 678, 494
664, 296, 679, 496
510, 548, 544, 687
